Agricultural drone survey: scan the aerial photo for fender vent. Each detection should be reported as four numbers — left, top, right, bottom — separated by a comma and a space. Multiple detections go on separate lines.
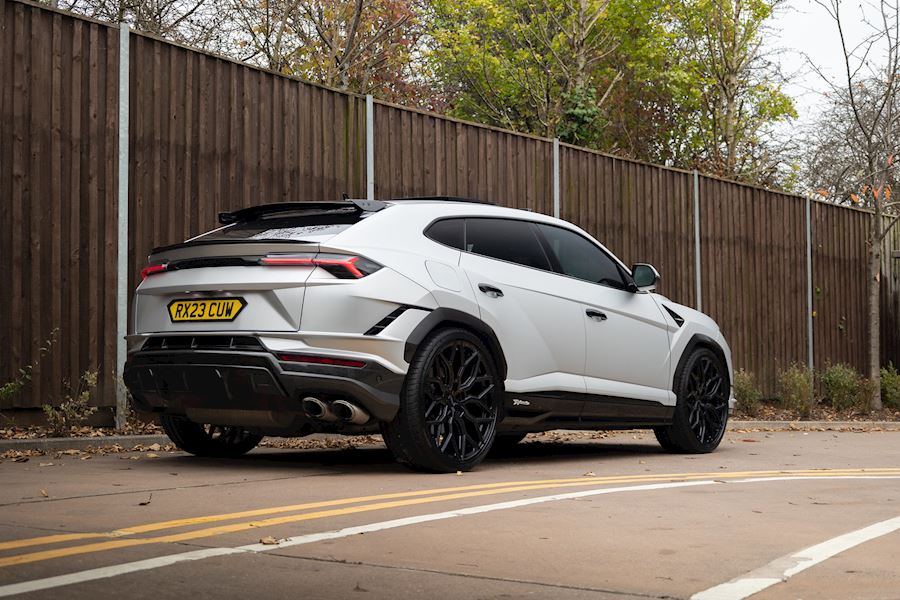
663, 305, 684, 327
364, 306, 412, 336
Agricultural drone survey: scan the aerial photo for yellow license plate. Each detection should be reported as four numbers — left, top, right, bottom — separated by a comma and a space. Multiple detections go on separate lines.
167, 298, 246, 322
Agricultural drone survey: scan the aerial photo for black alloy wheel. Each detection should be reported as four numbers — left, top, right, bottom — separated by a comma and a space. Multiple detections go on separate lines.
382, 327, 502, 472
655, 347, 729, 453
160, 415, 262, 457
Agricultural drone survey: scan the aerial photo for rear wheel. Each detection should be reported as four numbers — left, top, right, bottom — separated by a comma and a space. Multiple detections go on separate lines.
654, 348, 729, 453
160, 415, 262, 457
382, 328, 502, 472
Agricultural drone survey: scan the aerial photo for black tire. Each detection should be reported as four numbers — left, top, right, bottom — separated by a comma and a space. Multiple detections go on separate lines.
382, 327, 503, 472
160, 415, 262, 458
654, 347, 729, 453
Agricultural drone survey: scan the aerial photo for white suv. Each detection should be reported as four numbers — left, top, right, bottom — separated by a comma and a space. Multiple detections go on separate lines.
124, 197, 734, 472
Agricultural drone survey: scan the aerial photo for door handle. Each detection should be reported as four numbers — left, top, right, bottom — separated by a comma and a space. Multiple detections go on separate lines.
586, 309, 607, 321
478, 284, 504, 298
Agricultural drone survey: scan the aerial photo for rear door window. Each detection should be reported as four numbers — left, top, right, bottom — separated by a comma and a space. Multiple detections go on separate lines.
464, 218, 552, 271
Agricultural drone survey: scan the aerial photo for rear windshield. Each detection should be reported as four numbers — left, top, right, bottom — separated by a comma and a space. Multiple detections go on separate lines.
194, 209, 363, 242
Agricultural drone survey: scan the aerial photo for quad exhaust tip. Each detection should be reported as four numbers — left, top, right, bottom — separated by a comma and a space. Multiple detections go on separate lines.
301, 397, 338, 422
302, 397, 370, 425
331, 399, 370, 425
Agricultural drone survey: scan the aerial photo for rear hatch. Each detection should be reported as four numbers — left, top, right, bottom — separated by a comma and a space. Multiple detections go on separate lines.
133, 202, 378, 334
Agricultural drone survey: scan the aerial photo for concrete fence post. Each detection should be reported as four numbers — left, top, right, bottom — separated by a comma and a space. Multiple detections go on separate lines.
552, 138, 560, 218
115, 24, 130, 430
693, 169, 702, 311
366, 95, 375, 201
806, 195, 814, 372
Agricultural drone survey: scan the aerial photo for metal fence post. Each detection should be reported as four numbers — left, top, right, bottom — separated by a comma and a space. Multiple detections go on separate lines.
115, 24, 130, 430
693, 169, 702, 311
552, 138, 560, 218
366, 95, 375, 201
806, 195, 814, 372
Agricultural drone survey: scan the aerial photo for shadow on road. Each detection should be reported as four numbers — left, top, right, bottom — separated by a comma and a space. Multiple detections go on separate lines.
132, 438, 672, 476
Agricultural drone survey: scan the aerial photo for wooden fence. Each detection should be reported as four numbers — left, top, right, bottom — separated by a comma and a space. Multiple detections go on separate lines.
2, 0, 899, 413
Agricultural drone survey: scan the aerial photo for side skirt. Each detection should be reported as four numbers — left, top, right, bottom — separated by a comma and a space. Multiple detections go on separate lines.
499, 391, 674, 433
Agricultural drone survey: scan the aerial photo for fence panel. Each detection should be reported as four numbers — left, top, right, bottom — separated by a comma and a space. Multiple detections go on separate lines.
128, 33, 367, 296
699, 178, 808, 395
886, 221, 900, 369
372, 101, 554, 213
811, 202, 869, 374
0, 0, 119, 410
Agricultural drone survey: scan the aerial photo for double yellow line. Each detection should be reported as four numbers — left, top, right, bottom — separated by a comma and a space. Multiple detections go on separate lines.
2, 468, 899, 568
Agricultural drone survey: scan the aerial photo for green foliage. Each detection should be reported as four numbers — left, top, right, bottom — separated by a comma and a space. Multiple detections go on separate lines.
777, 364, 815, 418
733, 369, 761, 415
881, 364, 900, 410
668, 0, 796, 183
42, 371, 99, 437
0, 329, 59, 403
425, 0, 795, 185
426, 0, 687, 148
820, 363, 871, 411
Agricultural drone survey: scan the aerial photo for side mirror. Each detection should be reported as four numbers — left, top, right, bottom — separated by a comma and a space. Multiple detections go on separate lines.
631, 263, 660, 292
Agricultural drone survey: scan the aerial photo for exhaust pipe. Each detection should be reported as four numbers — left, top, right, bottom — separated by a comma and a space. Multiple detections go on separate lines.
332, 400, 370, 425
302, 397, 338, 422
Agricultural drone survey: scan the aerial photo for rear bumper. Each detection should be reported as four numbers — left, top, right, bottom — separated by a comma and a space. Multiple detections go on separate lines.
124, 349, 404, 422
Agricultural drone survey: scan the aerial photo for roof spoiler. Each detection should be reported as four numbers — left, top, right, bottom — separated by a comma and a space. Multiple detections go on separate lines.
217, 197, 388, 225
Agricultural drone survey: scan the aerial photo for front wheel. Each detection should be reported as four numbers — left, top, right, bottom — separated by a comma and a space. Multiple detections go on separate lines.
160, 415, 262, 457
655, 348, 729, 453
382, 327, 502, 472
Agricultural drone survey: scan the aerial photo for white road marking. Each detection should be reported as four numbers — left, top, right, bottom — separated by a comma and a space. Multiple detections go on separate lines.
692, 513, 900, 600
1, 475, 899, 598
0, 547, 243, 598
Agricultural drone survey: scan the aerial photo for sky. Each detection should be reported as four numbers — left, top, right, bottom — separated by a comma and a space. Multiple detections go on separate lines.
772, 0, 886, 124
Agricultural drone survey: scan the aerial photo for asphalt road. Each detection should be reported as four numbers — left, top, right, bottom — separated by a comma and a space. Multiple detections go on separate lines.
1, 429, 899, 600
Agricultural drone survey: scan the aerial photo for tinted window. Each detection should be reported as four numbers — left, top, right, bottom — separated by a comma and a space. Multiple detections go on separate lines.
465, 218, 552, 271
425, 218, 465, 250
536, 224, 627, 289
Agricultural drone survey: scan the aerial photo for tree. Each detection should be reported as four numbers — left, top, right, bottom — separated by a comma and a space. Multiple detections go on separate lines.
231, 0, 425, 100
670, 0, 798, 184
805, 0, 900, 410
426, 0, 623, 143
426, 0, 796, 185
60, 0, 233, 50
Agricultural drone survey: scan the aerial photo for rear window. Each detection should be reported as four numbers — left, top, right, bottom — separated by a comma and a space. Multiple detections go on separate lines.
194, 209, 363, 242
425, 218, 465, 249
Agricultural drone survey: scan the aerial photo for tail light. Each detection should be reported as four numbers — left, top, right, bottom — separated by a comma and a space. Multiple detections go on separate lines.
141, 264, 167, 280
276, 353, 367, 368
260, 253, 382, 279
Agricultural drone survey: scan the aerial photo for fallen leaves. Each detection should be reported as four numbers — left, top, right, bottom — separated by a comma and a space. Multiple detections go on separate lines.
259, 536, 280, 545
39, 489, 49, 498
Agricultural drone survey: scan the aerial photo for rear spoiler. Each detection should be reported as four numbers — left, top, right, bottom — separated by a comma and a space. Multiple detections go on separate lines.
217, 198, 387, 225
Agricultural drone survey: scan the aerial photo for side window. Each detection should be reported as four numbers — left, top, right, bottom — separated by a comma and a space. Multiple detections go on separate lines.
465, 218, 552, 271
425, 218, 464, 250
536, 224, 627, 289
